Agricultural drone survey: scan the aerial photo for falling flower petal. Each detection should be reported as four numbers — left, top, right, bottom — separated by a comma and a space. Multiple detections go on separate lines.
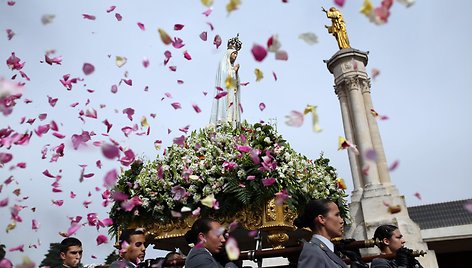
259, 103, 266, 111
174, 24, 184, 30
285, 111, 304, 127
299, 32, 318, 45
122, 108, 135, 121
137, 22, 145, 31
67, 223, 81, 237
371, 68, 380, 79
192, 104, 202, 113
158, 28, 172, 45
304, 105, 322, 132
336, 178, 347, 190
171, 102, 182, 109
192, 207, 201, 216
464, 200, 472, 214
275, 50, 288, 61
106, 6, 116, 13
251, 44, 267, 62
213, 35, 222, 49
172, 37, 185, 49
6, 29, 15, 40
8, 245, 24, 252
414, 192, 422, 200
254, 68, 264, 81
96, 234, 108, 245
338, 136, 359, 155
202, 8, 212, 17
388, 204, 402, 214
388, 160, 399, 171
200, 31, 208, 41
0, 152, 13, 165
201, 194, 217, 208
201, 0, 213, 7
115, 56, 127, 67
82, 63, 95, 75
334, 0, 346, 7
226, 0, 241, 14
41, 14, 55, 25
0, 198, 8, 207
365, 149, 377, 161
32, 219, 39, 230
142, 58, 150, 68
214, 91, 228, 99
225, 237, 240, 260
102, 143, 120, 159
115, 13, 122, 21
103, 169, 118, 188
82, 14, 96, 20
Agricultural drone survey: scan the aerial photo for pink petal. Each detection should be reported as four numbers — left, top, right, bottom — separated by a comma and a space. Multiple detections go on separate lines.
240, 82, 250, 86
101, 143, 120, 159
259, 102, 266, 111
213, 35, 222, 49
6, 29, 15, 40
122, 79, 132, 86
183, 51, 192, 60
16, 162, 26, 168
85, 108, 98, 119
70, 192, 76, 198
142, 58, 150, 68
70, 102, 79, 107
246, 175, 256, 181
67, 223, 81, 236
199, 31, 208, 41
251, 44, 268, 62
464, 200, 472, 214
103, 169, 118, 188
225, 237, 240, 261
285, 111, 304, 127
207, 22, 214, 31
115, 13, 122, 21
214, 91, 228, 99
8, 245, 24, 252
0, 197, 8, 207
172, 37, 185, 49
52, 199, 64, 206
389, 160, 399, 171
47, 95, 58, 107
174, 24, 184, 30
169, 65, 177, 72
192, 104, 202, 113
192, 207, 201, 216
0, 152, 13, 165
82, 63, 95, 75
119, 149, 135, 166
173, 135, 185, 146
171, 102, 182, 109
111, 84, 118, 93
32, 219, 39, 230
202, 8, 212, 17
365, 149, 377, 161
262, 177, 276, 186
38, 113, 47, 121
275, 50, 288, 61
96, 234, 108, 245
334, 0, 345, 7
106, 6, 116, 13
137, 22, 145, 31
272, 71, 278, 81
236, 145, 252, 153
414, 192, 422, 200
103, 119, 113, 133
122, 107, 135, 121
82, 14, 96, 20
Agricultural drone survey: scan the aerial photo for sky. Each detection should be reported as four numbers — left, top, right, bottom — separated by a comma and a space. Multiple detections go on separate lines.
1, 0, 472, 266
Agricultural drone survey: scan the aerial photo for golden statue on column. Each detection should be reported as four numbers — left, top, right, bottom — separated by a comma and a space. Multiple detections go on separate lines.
322, 7, 351, 49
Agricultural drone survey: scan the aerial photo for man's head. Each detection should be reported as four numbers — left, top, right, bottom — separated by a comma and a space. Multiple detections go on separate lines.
119, 228, 147, 264
59, 237, 82, 268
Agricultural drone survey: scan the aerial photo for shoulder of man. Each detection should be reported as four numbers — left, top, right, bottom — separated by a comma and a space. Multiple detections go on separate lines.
371, 257, 396, 268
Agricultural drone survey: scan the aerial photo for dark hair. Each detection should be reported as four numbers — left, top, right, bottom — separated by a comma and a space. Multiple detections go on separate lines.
293, 199, 333, 231
119, 228, 145, 245
373, 225, 398, 250
60, 237, 82, 253
184, 218, 214, 245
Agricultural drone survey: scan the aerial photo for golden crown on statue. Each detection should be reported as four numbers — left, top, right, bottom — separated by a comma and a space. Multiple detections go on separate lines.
227, 33, 242, 51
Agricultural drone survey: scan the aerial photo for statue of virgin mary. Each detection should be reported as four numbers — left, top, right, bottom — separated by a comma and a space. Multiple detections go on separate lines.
209, 34, 242, 127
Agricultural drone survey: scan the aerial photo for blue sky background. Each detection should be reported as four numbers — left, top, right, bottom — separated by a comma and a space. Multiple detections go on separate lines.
1, 0, 471, 265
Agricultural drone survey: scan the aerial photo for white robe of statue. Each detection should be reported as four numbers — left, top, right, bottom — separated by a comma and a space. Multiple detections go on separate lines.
209, 48, 241, 127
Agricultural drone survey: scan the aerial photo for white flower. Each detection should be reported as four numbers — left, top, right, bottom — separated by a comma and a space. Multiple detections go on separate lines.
264, 137, 271, 144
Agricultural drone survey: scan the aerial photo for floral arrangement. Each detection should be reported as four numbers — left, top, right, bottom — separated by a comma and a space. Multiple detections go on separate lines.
109, 121, 348, 232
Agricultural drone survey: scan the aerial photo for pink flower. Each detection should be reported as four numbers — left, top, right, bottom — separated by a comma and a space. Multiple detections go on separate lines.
262, 177, 276, 186
171, 185, 188, 201
236, 145, 252, 153
222, 161, 238, 171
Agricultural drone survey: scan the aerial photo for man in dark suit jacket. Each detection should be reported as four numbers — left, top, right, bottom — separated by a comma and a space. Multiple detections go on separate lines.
185, 246, 238, 268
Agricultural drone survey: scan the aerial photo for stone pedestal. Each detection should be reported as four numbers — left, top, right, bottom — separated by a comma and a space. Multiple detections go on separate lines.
325, 48, 438, 268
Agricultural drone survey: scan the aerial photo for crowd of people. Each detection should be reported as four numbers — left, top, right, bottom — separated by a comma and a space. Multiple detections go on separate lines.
0, 198, 423, 268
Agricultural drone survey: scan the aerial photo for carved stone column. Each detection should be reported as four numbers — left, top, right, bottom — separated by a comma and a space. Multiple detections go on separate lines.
325, 48, 439, 267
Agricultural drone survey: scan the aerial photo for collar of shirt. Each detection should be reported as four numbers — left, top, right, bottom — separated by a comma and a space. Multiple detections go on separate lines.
314, 234, 335, 252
